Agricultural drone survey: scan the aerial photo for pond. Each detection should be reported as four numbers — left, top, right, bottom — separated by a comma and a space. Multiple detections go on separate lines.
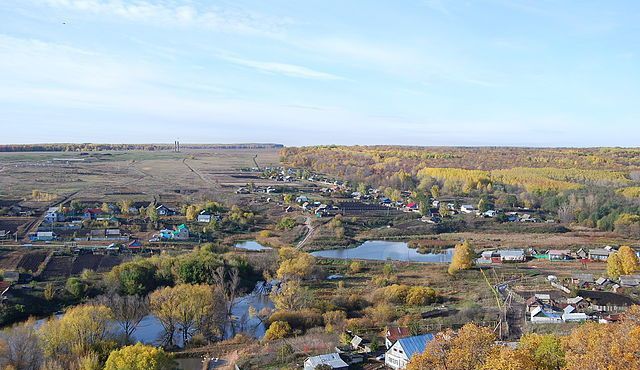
233, 240, 272, 251
311, 240, 454, 263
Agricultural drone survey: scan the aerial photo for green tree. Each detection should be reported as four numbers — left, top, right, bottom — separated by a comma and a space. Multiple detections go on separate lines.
146, 206, 159, 222
65, 277, 87, 299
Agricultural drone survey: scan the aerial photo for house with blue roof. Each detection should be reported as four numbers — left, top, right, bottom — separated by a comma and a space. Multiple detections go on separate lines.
385, 333, 434, 370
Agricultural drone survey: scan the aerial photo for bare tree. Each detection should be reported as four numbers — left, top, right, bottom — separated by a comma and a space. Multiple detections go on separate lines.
0, 319, 43, 370
96, 293, 149, 344
213, 267, 241, 318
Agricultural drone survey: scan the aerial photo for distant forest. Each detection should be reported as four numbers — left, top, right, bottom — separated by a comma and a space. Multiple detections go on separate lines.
0, 143, 284, 152
282, 146, 640, 235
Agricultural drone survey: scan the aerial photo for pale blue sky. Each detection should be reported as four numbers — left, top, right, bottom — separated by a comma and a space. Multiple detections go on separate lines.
1, 0, 639, 146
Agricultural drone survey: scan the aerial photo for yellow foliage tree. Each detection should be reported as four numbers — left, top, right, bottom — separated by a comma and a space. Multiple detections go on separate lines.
481, 346, 533, 370
618, 245, 640, 275
607, 252, 624, 278
448, 240, 474, 275
408, 323, 495, 370
264, 321, 291, 341
104, 343, 175, 370
38, 304, 114, 366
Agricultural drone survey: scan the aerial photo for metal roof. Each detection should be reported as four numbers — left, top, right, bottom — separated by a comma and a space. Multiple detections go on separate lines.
305, 353, 348, 369
397, 334, 435, 358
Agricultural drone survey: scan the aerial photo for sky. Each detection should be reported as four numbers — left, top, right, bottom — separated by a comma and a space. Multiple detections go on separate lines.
1, 0, 639, 146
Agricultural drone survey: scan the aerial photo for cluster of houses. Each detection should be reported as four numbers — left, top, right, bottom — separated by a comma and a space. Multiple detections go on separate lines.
303, 327, 435, 370
477, 246, 640, 265
527, 289, 636, 324
155, 224, 190, 241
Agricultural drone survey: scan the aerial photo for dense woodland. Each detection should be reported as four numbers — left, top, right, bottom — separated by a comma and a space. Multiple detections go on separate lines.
282, 146, 640, 235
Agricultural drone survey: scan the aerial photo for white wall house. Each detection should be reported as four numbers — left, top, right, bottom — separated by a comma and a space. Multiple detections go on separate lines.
385, 334, 434, 370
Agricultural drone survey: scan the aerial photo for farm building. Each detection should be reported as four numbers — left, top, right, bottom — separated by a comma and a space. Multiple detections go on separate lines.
385, 334, 435, 370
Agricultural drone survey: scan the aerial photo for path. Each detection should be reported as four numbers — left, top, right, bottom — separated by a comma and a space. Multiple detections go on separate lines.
296, 216, 315, 249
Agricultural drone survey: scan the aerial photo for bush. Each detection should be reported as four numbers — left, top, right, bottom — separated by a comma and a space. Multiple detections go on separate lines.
264, 321, 292, 341
349, 261, 363, 274
405, 286, 438, 306
268, 309, 323, 331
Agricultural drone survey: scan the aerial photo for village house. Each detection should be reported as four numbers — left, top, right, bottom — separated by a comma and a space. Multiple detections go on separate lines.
571, 273, 595, 285
32, 231, 55, 241
303, 353, 348, 370
160, 224, 189, 240
588, 248, 612, 261
82, 208, 104, 220
460, 204, 476, 214
385, 326, 412, 349
548, 249, 571, 261
197, 210, 212, 223
155, 204, 176, 216
530, 305, 562, 324
385, 334, 435, 370
619, 275, 640, 287
350, 335, 372, 353
499, 249, 526, 262
44, 207, 64, 223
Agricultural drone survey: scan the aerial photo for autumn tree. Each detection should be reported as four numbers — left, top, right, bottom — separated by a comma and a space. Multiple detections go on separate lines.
270, 280, 313, 311
405, 286, 437, 306
563, 317, 640, 370
263, 321, 291, 341
276, 249, 318, 280
323, 310, 347, 333
430, 185, 440, 199
118, 199, 132, 215
481, 346, 533, 370
185, 205, 198, 221
101, 202, 111, 214
149, 284, 226, 346
448, 240, 474, 275
607, 252, 624, 278
146, 205, 159, 223
38, 304, 114, 367
407, 323, 495, 370
618, 245, 640, 275
517, 333, 565, 370
104, 343, 175, 370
